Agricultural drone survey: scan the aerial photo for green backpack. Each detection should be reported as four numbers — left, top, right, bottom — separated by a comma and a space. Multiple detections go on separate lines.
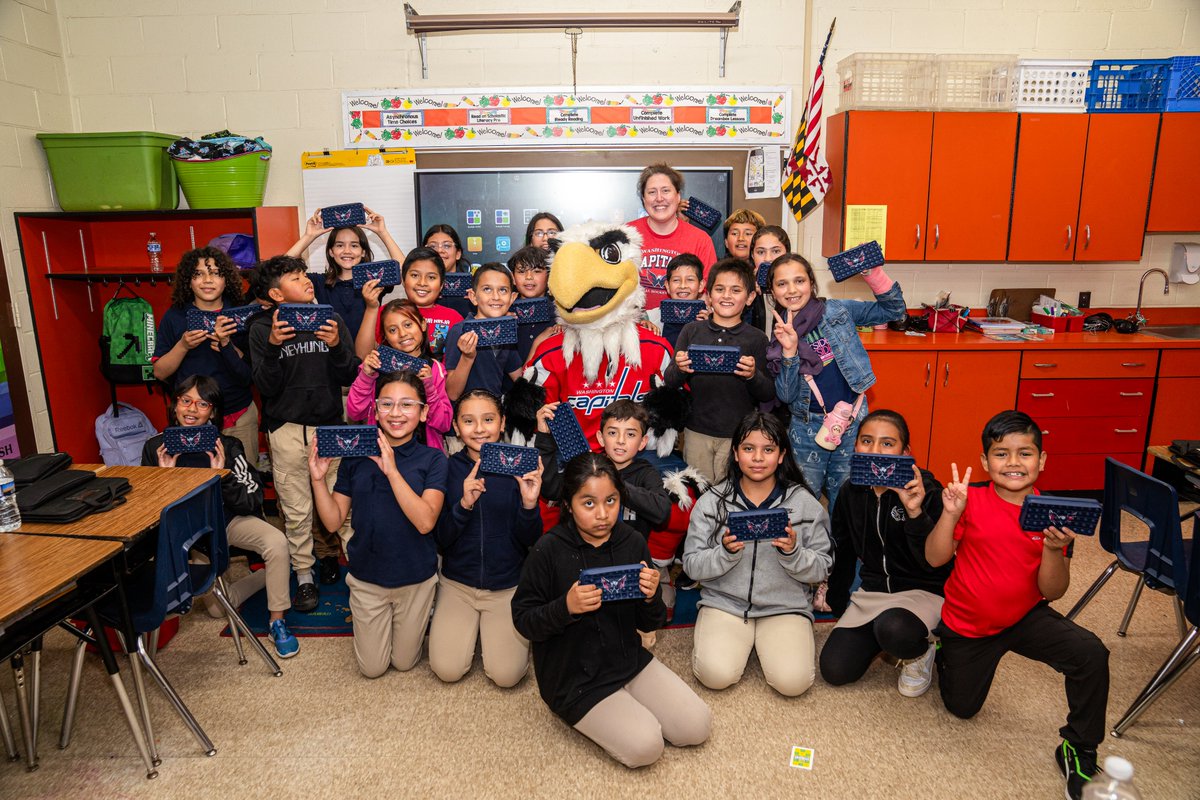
100, 296, 156, 384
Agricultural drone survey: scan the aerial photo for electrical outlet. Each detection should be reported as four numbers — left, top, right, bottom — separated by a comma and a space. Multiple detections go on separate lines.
1078, 291, 1091, 309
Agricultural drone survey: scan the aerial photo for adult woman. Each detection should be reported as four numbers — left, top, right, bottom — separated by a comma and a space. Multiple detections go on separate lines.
626, 163, 716, 310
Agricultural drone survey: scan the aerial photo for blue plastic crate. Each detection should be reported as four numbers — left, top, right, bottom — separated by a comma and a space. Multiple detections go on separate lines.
1167, 56, 1200, 111
1085, 59, 1171, 112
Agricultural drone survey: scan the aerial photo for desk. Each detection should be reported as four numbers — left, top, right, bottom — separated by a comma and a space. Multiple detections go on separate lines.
1147, 445, 1200, 504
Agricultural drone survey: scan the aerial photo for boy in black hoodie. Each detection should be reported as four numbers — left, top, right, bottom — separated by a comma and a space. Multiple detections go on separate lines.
248, 255, 360, 612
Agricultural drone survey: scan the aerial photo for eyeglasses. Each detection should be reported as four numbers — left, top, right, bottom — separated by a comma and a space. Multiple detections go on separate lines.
176, 397, 213, 411
427, 242, 457, 252
530, 229, 559, 240
375, 398, 425, 414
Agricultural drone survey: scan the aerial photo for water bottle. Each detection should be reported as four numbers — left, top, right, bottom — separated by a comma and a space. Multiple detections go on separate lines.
0, 460, 21, 532
147, 232, 162, 272
1082, 756, 1142, 800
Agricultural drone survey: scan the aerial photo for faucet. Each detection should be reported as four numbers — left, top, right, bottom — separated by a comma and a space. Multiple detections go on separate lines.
1132, 268, 1169, 328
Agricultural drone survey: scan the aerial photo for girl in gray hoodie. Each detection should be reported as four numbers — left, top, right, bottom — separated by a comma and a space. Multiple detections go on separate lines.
683, 411, 832, 697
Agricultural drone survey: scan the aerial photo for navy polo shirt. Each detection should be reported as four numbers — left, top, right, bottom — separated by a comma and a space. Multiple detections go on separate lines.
334, 437, 447, 588
443, 315, 523, 397
154, 305, 253, 416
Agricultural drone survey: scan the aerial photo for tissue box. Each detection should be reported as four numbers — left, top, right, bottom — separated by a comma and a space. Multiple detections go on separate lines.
1030, 312, 1083, 332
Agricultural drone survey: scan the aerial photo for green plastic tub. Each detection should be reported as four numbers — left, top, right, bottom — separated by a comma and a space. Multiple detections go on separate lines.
36, 131, 180, 211
173, 151, 271, 209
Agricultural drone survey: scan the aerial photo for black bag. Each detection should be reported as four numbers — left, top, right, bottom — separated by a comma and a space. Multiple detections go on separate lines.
17, 471, 132, 524
9, 452, 72, 488
16, 469, 95, 513
1170, 439, 1200, 468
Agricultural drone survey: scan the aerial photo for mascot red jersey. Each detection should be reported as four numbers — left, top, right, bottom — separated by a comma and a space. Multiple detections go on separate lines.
524, 221, 672, 449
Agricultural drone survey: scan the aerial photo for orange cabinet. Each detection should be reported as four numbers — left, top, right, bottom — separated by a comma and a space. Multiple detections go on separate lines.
1147, 113, 1200, 232
865, 351, 937, 465
1006, 114, 1089, 261
1148, 349, 1200, 462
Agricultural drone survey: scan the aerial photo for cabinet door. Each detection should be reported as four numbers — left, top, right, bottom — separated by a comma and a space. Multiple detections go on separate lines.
926, 351, 1021, 477
1149, 377, 1200, 446
1075, 114, 1159, 261
1147, 112, 1200, 232
1008, 114, 1089, 261
837, 111, 933, 261
926, 112, 1018, 261
864, 351, 937, 467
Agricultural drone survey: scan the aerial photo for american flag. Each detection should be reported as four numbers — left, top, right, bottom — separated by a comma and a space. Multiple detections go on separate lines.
783, 20, 836, 222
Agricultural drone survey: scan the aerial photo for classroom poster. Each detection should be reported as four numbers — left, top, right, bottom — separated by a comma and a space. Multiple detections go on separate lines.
0, 339, 20, 460
343, 87, 790, 148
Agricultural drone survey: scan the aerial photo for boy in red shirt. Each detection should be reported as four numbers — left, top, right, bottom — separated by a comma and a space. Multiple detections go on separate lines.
925, 410, 1109, 800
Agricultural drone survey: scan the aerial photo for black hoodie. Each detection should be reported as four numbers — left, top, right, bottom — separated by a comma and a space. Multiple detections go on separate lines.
826, 469, 952, 617
512, 519, 666, 725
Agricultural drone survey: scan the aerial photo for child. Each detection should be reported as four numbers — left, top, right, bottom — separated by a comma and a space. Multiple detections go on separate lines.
512, 453, 711, 768
722, 208, 764, 262
444, 263, 523, 400
523, 212, 562, 250
430, 390, 543, 687
309, 371, 447, 678
925, 410, 1109, 800
141, 375, 297, 658
664, 258, 775, 485
287, 207, 405, 341
393, 246, 462, 360
347, 299, 453, 451
820, 409, 951, 697
152, 247, 258, 462
508, 245, 555, 361
248, 255, 360, 613
745, 226, 790, 334
423, 224, 474, 319
682, 411, 831, 697
643, 253, 709, 349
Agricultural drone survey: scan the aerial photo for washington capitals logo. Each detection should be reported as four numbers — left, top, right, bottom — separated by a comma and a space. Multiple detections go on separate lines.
335, 433, 360, 451
332, 207, 355, 224
700, 353, 733, 370
843, 252, 867, 269
1049, 511, 1077, 529
365, 268, 383, 282
871, 461, 897, 482
601, 574, 628, 594
570, 367, 649, 413
292, 310, 319, 328
180, 431, 203, 448
200, 316, 216, 332
646, 271, 667, 290
745, 519, 771, 538
498, 450, 525, 470
476, 324, 502, 342
514, 304, 533, 320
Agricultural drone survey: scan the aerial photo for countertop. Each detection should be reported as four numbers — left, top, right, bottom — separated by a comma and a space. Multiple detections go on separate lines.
860, 329, 1200, 352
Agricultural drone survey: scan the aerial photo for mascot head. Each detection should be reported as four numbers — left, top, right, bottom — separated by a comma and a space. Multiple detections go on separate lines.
545, 221, 647, 383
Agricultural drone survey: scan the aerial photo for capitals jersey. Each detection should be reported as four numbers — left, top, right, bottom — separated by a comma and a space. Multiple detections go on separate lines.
527, 329, 673, 449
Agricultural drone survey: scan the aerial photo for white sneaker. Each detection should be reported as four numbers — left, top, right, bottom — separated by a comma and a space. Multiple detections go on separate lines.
897, 643, 936, 698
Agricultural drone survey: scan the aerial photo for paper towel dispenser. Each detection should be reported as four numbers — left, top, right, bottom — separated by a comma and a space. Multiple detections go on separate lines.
1170, 242, 1200, 285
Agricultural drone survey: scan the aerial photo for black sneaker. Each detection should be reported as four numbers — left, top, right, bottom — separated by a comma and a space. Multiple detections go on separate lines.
318, 556, 340, 585
292, 582, 319, 613
675, 570, 698, 591
1055, 740, 1099, 800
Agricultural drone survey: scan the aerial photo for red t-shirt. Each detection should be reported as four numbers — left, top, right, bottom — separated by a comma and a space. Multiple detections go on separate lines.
627, 217, 717, 310
417, 304, 462, 359
526, 328, 673, 447
941, 483, 1065, 638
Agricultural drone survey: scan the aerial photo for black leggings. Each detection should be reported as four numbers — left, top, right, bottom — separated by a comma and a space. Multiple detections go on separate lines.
819, 607, 931, 686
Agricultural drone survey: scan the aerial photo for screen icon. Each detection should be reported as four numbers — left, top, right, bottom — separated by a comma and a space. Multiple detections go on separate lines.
496, 236, 512, 253
495, 209, 510, 225
466, 236, 483, 253
523, 209, 539, 224
466, 209, 482, 227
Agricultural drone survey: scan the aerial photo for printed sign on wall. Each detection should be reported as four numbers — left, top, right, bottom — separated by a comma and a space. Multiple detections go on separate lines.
343, 87, 790, 148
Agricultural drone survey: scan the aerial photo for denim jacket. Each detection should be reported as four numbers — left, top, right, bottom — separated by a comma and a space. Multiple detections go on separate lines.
775, 281, 907, 423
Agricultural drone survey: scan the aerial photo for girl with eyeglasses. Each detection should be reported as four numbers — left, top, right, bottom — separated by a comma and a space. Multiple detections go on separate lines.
142, 375, 298, 659
523, 212, 562, 250
309, 371, 448, 678
347, 299, 452, 451
429, 389, 544, 688
422, 224, 474, 319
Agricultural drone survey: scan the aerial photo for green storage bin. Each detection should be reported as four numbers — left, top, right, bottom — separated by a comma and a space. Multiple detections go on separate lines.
36, 131, 180, 211
173, 151, 271, 209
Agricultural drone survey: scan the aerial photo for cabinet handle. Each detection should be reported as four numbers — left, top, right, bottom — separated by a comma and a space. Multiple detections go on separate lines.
924, 362, 931, 387
943, 362, 950, 387
1032, 363, 1058, 368
915, 223, 921, 249
1121, 362, 1145, 368
1118, 391, 1143, 397
1114, 428, 1138, 434
1065, 225, 1073, 250
1084, 224, 1091, 250
1041, 429, 1051, 435
1030, 392, 1055, 398
934, 223, 940, 249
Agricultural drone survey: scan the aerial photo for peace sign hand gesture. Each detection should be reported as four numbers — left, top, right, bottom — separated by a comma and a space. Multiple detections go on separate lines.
772, 307, 799, 357
941, 462, 972, 519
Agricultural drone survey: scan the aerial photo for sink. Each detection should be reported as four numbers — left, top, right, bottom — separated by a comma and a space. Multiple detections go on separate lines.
1139, 325, 1200, 340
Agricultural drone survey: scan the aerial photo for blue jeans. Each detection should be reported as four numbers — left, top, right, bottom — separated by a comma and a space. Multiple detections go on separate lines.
789, 409, 863, 508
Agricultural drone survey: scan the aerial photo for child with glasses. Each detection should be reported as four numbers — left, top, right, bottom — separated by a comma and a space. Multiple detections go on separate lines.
444, 263, 524, 401
422, 224, 474, 319
523, 212, 562, 251
508, 246, 555, 361
310, 371, 448, 678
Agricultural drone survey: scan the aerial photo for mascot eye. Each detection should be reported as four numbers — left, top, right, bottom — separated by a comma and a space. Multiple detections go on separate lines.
598, 243, 622, 264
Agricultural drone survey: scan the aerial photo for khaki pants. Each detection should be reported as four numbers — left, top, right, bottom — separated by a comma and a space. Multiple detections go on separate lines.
222, 402, 260, 466
573, 657, 711, 768
692, 606, 816, 697
226, 514, 291, 613
346, 573, 437, 678
428, 579, 529, 688
267, 423, 352, 574
681, 429, 731, 486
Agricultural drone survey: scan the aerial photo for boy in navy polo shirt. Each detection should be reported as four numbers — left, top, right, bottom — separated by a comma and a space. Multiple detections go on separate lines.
444, 263, 524, 400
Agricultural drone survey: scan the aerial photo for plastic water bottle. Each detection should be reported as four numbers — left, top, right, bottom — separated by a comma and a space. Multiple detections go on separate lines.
0, 460, 21, 532
147, 232, 162, 272
1082, 756, 1142, 800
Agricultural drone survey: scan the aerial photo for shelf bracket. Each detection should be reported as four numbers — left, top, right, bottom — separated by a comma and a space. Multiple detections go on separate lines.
418, 32, 428, 80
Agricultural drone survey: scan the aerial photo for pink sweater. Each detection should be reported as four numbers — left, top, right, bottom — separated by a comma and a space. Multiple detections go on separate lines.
346, 360, 453, 451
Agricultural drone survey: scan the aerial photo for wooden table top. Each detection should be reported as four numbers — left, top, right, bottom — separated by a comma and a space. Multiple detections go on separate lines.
0, 534, 121, 628
10, 464, 223, 543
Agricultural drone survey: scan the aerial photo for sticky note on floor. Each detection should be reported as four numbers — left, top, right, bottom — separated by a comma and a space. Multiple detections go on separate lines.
789, 745, 814, 770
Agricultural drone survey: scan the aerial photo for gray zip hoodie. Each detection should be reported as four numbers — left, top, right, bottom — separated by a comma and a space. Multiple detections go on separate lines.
682, 481, 832, 621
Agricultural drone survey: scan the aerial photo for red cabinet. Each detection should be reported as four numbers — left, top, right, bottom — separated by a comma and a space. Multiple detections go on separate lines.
1147, 113, 1200, 232
865, 351, 936, 465
1147, 349, 1200, 469
1008, 115, 1089, 261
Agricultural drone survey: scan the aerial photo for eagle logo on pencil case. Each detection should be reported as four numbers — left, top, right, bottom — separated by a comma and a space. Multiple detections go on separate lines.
745, 519, 771, 538
315, 425, 380, 458
441, 273, 472, 298
1049, 511, 1077, 529
180, 431, 203, 448
186, 308, 219, 333
689, 346, 740, 373
871, 461, 896, 481
333, 208, 354, 223
498, 450, 524, 470
827, 240, 885, 283
512, 297, 554, 324
601, 574, 628, 594
336, 433, 360, 451
321, 203, 366, 228
479, 442, 538, 476
163, 425, 218, 455
463, 317, 517, 346
295, 310, 318, 327
377, 346, 426, 374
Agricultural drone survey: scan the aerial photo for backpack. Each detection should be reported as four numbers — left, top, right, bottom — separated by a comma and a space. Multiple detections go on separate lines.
100, 296, 156, 384
95, 403, 158, 466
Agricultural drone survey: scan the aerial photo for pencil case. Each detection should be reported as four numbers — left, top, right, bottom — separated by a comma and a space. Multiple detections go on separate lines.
462, 316, 518, 347
321, 203, 366, 228
512, 297, 555, 325
827, 240, 884, 283
376, 345, 427, 374
163, 425, 219, 456
352, 259, 401, 289
479, 442, 539, 476
849, 453, 917, 490
185, 308, 219, 334
547, 404, 591, 465
441, 272, 473, 298
659, 299, 706, 325
315, 425, 381, 459
688, 344, 741, 373
220, 304, 262, 332
727, 508, 789, 542
1018, 496, 1102, 535
681, 196, 722, 232
579, 564, 645, 602
278, 303, 334, 333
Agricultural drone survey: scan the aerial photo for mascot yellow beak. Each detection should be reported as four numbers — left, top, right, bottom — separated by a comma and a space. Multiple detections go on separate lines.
549, 241, 640, 325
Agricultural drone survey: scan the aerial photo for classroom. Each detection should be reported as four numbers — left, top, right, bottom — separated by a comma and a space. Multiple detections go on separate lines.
1, 1, 1199, 798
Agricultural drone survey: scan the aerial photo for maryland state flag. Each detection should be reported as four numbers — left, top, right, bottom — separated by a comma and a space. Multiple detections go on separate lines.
783, 20, 835, 222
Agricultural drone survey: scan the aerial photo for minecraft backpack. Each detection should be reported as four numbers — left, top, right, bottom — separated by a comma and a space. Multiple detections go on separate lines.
100, 295, 156, 384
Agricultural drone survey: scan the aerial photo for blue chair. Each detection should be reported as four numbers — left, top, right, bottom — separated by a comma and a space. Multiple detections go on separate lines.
1112, 510, 1200, 736
1066, 458, 1191, 639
